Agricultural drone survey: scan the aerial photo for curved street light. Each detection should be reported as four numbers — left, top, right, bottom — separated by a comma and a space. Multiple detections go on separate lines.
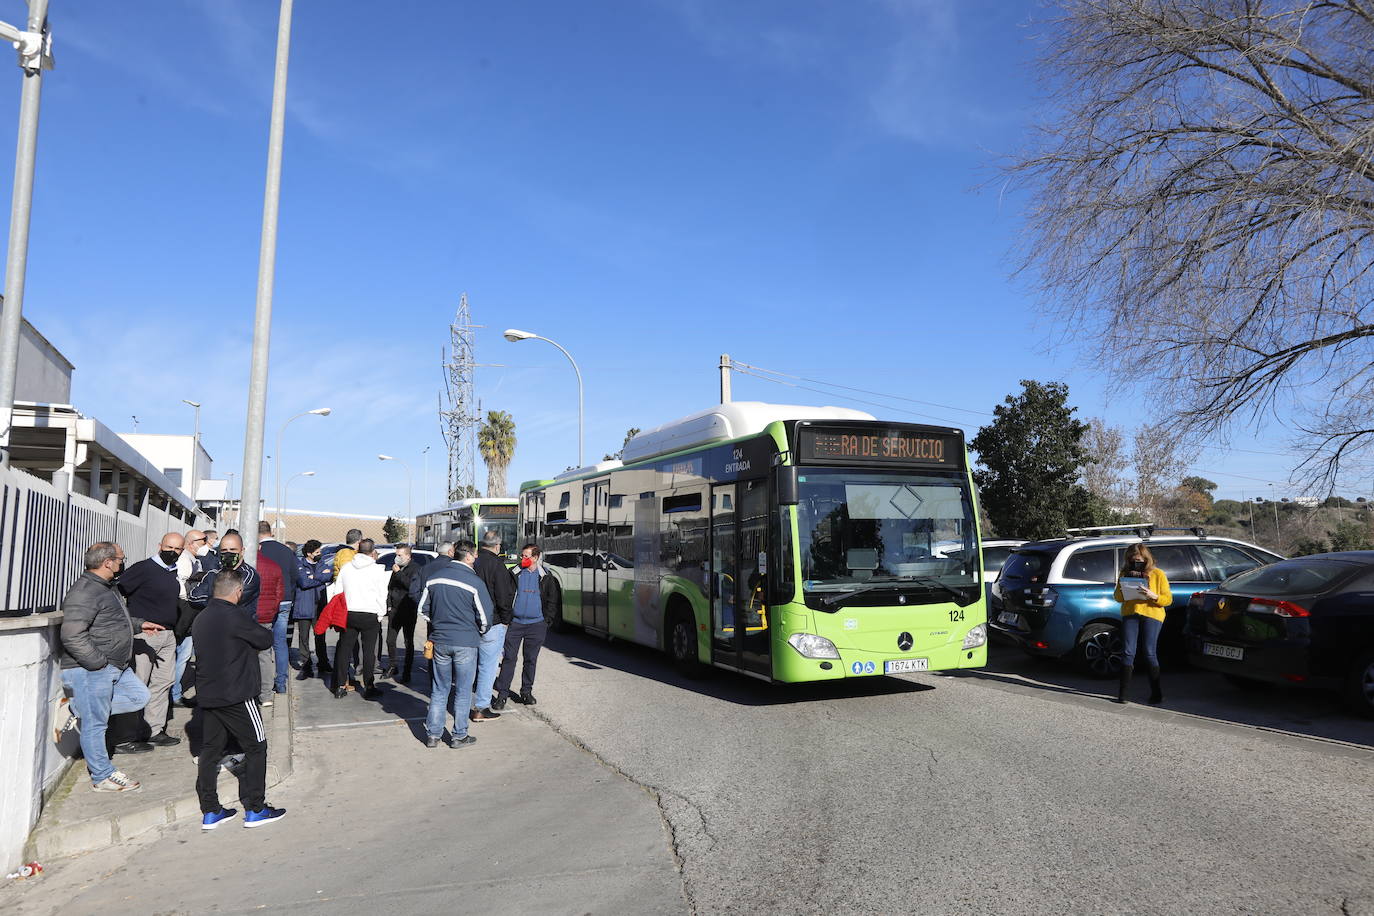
503, 328, 584, 467
275, 407, 331, 535
378, 454, 412, 541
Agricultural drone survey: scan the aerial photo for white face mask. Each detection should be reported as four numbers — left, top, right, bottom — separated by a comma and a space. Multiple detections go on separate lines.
196, 545, 211, 557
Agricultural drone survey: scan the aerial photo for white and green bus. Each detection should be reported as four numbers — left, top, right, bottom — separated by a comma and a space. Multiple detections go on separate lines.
518, 402, 988, 683
415, 497, 519, 558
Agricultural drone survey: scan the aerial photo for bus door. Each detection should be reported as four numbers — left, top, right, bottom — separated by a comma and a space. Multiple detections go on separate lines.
582, 480, 610, 633
710, 479, 771, 676
736, 478, 771, 676
710, 484, 739, 669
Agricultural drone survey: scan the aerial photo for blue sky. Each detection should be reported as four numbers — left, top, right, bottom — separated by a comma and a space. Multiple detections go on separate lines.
7, 0, 1355, 521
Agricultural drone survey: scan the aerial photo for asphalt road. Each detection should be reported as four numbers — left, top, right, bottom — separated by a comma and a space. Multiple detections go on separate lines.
9, 634, 1371, 915
530, 633, 1374, 916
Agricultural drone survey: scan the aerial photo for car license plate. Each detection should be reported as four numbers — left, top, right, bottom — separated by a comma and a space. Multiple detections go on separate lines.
1203, 643, 1244, 661
884, 658, 929, 674
998, 611, 1020, 626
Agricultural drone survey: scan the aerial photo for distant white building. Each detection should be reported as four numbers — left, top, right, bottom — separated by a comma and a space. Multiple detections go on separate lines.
116, 433, 213, 500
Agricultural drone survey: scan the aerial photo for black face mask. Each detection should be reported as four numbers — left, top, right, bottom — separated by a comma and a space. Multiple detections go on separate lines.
1129, 560, 1146, 573
159, 549, 180, 566
221, 553, 242, 570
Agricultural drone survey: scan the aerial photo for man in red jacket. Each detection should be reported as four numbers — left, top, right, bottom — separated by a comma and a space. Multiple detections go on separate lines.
254, 554, 285, 708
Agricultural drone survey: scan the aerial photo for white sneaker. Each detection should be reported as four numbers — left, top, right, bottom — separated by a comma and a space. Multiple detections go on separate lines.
93, 771, 140, 792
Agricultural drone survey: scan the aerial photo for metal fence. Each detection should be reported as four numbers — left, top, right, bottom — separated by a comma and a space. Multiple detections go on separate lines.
0, 465, 212, 617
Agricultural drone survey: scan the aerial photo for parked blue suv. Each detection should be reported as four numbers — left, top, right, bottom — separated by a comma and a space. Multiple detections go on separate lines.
989, 527, 1282, 676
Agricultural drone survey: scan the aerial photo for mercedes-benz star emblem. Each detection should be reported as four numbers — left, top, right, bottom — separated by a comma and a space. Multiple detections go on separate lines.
897, 632, 913, 651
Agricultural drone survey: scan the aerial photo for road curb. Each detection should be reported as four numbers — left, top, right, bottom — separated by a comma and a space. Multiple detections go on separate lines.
25, 695, 295, 862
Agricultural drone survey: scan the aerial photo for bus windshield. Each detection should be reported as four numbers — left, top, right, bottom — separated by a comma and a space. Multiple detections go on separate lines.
476, 515, 519, 555
796, 469, 979, 606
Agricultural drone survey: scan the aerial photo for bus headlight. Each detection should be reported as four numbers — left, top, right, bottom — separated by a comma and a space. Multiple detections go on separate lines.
962, 623, 987, 650
788, 633, 841, 659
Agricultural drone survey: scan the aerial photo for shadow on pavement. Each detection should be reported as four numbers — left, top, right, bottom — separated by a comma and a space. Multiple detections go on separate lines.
948, 642, 1374, 748
544, 629, 933, 707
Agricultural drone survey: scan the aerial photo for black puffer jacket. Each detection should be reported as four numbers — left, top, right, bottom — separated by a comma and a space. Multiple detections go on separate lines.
59, 572, 146, 671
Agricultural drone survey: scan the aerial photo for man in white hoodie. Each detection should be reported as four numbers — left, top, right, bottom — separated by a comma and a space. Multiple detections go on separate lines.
333, 538, 389, 699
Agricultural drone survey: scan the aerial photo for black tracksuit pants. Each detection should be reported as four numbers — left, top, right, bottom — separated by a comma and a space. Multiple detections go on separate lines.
197, 700, 267, 814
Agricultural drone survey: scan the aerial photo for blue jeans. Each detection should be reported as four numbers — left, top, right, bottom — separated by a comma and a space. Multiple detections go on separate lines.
472, 623, 506, 710
61, 665, 151, 784
1121, 614, 1163, 668
427, 644, 478, 741
172, 637, 193, 703
272, 603, 291, 692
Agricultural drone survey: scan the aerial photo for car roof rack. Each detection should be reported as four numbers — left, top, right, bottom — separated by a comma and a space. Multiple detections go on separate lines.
1063, 524, 1207, 540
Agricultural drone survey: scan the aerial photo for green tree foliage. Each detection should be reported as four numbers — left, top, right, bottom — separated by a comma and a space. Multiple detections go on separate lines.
383, 516, 408, 544
1291, 537, 1329, 557
1329, 521, 1373, 552
604, 427, 643, 461
478, 410, 517, 497
972, 380, 1102, 540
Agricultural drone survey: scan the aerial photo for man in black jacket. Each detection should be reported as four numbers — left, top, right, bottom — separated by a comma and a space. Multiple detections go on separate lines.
470, 529, 516, 721
59, 543, 159, 792
117, 532, 186, 748
492, 543, 562, 710
192, 568, 286, 830
384, 545, 423, 683
188, 532, 260, 611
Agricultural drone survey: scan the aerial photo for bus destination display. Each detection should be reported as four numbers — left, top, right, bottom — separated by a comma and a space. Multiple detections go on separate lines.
799, 427, 960, 467
480, 504, 518, 518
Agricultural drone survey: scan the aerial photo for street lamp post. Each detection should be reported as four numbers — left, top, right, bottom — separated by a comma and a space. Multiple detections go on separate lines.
283, 470, 315, 532
378, 454, 412, 541
0, 0, 53, 470
504, 328, 584, 467
240, 0, 296, 563
274, 407, 330, 536
181, 399, 200, 501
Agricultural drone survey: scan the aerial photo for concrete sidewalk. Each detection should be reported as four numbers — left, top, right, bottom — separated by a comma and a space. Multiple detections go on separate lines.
24, 690, 293, 862
4, 662, 686, 915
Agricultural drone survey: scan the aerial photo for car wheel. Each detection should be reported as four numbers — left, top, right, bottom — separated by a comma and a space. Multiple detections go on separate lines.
666, 604, 705, 679
1224, 674, 1273, 692
1344, 649, 1374, 719
1073, 624, 1122, 679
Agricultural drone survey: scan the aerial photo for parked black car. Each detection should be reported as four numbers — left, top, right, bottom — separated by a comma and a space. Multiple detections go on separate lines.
1185, 551, 1374, 717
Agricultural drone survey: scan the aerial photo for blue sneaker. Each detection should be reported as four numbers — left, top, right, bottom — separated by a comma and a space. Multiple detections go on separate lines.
243, 806, 286, 828
201, 808, 238, 830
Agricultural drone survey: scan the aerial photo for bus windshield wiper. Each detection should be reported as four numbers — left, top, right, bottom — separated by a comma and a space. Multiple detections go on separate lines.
818, 583, 905, 610
897, 576, 975, 606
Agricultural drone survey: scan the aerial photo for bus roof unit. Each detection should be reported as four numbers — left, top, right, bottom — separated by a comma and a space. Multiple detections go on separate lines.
620, 401, 874, 464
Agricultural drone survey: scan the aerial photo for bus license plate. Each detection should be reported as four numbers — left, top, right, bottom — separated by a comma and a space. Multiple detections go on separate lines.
885, 658, 929, 674
1203, 643, 1243, 661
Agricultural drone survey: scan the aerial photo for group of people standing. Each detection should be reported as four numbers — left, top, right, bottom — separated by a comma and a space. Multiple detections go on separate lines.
56, 520, 563, 830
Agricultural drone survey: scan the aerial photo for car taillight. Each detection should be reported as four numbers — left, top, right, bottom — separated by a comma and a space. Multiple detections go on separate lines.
1249, 597, 1310, 618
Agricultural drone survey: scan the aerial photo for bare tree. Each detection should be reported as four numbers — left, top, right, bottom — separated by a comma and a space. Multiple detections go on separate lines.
1082, 417, 1131, 509
1005, 1, 1374, 489
1132, 423, 1195, 522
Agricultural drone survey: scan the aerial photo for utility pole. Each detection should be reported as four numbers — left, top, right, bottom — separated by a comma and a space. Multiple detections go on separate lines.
719, 354, 732, 404
240, 0, 294, 563
0, 2, 53, 469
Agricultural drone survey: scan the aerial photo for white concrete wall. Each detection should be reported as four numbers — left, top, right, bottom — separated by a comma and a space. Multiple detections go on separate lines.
0, 615, 68, 872
17, 320, 73, 404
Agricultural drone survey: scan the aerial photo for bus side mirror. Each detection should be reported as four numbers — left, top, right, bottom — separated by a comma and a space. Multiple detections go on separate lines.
775, 467, 799, 506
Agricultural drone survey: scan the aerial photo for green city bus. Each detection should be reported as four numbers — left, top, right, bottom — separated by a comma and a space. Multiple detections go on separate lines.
518, 402, 988, 683
415, 497, 519, 558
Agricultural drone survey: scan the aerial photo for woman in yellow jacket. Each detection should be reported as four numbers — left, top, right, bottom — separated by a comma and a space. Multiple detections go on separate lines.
1112, 544, 1171, 705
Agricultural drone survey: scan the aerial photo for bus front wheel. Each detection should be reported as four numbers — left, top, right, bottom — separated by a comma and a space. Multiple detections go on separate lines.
667, 606, 705, 679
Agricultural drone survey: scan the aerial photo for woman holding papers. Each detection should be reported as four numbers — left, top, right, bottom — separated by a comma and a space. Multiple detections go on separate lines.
1112, 545, 1172, 705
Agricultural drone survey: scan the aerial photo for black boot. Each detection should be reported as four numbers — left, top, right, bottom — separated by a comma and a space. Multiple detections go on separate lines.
1115, 665, 1132, 704
1147, 665, 1163, 705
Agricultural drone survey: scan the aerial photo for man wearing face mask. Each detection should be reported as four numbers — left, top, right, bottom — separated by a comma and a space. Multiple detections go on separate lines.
59, 543, 160, 792
491, 543, 562, 710
171, 530, 206, 708
470, 529, 515, 721
117, 532, 188, 747
189, 533, 261, 612
201, 531, 221, 572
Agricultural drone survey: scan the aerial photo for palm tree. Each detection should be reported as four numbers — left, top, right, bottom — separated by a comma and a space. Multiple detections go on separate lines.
478, 410, 517, 497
